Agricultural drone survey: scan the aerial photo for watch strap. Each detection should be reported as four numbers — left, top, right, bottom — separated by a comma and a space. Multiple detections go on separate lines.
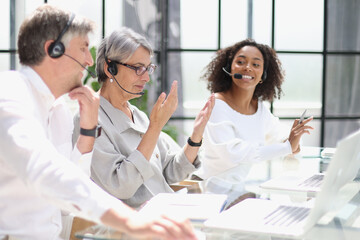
80, 125, 102, 138
187, 137, 202, 147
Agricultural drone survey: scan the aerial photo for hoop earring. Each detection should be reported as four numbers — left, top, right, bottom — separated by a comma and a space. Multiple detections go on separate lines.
259, 80, 263, 84
110, 78, 113, 83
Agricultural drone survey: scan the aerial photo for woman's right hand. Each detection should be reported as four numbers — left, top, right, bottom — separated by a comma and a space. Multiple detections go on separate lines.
137, 81, 178, 160
149, 81, 178, 131
288, 117, 314, 153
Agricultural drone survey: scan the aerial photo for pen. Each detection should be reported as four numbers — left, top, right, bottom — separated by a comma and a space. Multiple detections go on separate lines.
299, 109, 307, 124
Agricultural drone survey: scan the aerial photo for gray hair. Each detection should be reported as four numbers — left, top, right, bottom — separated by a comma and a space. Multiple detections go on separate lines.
96, 27, 153, 83
18, 4, 95, 66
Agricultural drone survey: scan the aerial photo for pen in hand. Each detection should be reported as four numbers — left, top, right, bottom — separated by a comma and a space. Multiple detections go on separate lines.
299, 109, 307, 125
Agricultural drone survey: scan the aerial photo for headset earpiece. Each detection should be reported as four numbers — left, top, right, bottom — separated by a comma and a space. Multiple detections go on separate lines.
107, 61, 118, 76
48, 13, 75, 58
262, 71, 267, 81
48, 41, 65, 58
224, 62, 231, 72
104, 47, 118, 76
261, 59, 268, 81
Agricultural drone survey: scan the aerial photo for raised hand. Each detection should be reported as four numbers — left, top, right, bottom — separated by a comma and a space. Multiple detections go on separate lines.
190, 94, 215, 143
183, 94, 215, 164
137, 81, 179, 160
148, 81, 178, 131
288, 116, 314, 154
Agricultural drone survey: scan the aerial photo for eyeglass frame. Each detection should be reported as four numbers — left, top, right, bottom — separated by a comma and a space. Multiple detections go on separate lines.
112, 60, 157, 76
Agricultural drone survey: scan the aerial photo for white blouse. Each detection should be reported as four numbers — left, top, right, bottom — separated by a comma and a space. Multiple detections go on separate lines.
194, 99, 292, 202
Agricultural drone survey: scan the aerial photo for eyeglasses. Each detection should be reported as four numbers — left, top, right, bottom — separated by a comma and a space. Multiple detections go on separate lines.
113, 61, 157, 76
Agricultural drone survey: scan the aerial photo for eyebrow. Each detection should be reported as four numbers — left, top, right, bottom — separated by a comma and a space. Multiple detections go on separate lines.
132, 61, 152, 67
236, 55, 263, 62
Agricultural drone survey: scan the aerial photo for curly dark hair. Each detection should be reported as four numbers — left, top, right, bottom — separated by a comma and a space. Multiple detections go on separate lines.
202, 39, 284, 101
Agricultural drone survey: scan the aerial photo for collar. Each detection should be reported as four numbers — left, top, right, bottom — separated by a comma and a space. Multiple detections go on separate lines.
99, 96, 148, 134
19, 66, 56, 112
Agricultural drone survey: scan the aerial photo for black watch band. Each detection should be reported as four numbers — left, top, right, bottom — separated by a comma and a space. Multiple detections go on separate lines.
187, 137, 202, 147
80, 125, 102, 138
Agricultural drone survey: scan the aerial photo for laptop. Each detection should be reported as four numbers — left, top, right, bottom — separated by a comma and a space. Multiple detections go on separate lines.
259, 172, 325, 195
204, 130, 360, 238
260, 144, 356, 195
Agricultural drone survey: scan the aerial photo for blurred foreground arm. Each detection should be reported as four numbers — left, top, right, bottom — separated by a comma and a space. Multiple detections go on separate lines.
101, 206, 197, 240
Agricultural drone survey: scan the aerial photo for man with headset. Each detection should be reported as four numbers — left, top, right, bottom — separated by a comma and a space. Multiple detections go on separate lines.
0, 4, 196, 240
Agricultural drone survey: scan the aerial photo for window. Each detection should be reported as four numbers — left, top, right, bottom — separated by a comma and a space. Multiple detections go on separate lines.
167, 0, 359, 148
6, 0, 360, 148
0, 0, 12, 71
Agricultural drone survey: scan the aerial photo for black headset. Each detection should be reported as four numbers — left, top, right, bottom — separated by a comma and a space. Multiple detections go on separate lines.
104, 46, 118, 75
225, 61, 267, 81
48, 13, 75, 58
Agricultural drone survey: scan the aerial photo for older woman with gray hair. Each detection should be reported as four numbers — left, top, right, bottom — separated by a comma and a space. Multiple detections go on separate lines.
74, 27, 214, 208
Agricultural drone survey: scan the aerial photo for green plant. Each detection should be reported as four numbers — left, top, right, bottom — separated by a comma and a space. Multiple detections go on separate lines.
162, 124, 179, 142
83, 46, 101, 92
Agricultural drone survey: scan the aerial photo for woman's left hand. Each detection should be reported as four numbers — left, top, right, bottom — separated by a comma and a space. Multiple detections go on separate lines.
190, 94, 215, 143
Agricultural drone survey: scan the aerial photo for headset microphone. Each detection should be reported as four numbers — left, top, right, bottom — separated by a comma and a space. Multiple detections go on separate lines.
63, 53, 97, 78
222, 67, 243, 79
110, 73, 145, 96
233, 73, 242, 79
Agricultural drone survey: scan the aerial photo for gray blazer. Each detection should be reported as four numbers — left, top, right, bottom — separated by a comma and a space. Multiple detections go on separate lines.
73, 97, 200, 208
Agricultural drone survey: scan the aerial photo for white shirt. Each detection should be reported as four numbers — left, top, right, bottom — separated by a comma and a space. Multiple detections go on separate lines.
194, 99, 292, 203
0, 67, 122, 240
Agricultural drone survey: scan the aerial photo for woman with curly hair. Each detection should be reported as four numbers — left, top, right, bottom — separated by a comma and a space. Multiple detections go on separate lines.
193, 39, 313, 207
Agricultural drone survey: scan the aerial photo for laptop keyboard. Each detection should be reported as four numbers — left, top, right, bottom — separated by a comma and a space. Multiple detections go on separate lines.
264, 205, 310, 227
298, 174, 324, 187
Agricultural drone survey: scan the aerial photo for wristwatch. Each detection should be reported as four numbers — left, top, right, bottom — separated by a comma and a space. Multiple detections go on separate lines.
187, 137, 202, 147
80, 125, 102, 138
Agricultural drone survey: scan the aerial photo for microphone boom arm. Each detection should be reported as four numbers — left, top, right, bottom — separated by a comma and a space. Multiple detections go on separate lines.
63, 53, 97, 78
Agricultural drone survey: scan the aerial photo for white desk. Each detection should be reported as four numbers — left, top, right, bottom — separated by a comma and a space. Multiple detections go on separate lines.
75, 148, 360, 240
75, 191, 360, 240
